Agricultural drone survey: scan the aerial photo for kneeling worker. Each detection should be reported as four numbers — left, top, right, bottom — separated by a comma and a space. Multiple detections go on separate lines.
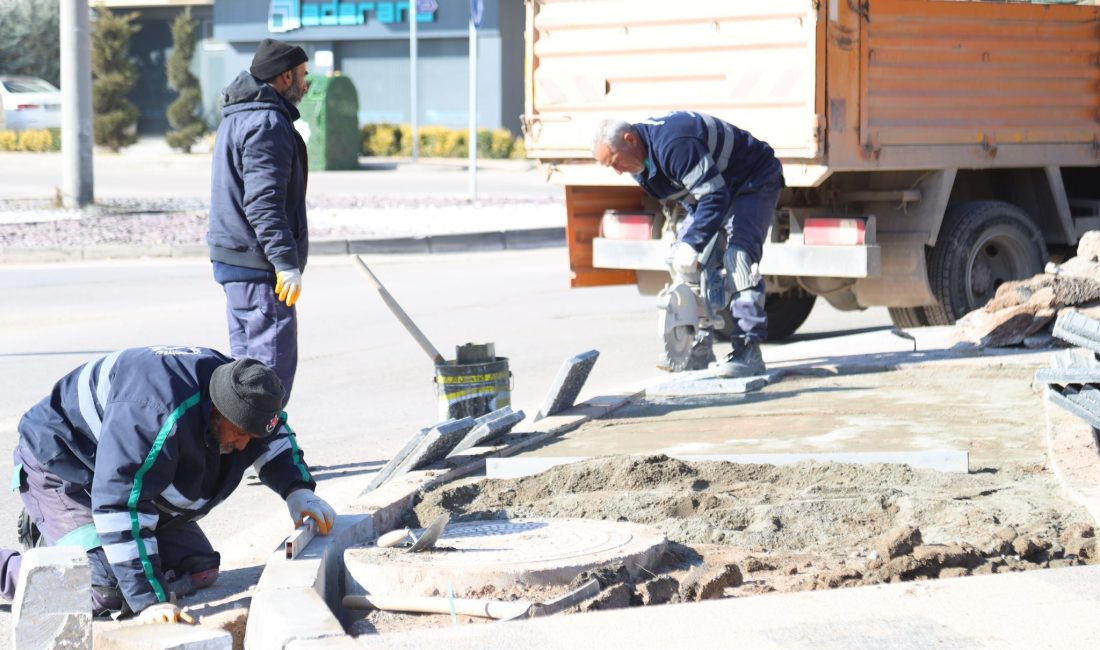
0, 347, 336, 623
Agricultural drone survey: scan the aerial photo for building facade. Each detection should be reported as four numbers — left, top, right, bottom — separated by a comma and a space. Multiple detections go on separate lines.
108, 0, 525, 135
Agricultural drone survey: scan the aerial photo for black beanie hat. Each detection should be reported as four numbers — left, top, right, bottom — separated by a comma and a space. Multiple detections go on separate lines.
210, 358, 285, 437
250, 38, 309, 81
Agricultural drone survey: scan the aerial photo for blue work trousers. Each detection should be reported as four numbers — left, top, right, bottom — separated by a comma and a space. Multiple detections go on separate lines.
223, 280, 298, 406
723, 159, 784, 342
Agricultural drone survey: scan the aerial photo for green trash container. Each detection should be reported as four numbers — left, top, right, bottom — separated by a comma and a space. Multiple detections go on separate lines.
297, 73, 360, 171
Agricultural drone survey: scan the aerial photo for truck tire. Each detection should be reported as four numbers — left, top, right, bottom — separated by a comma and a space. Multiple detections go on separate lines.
715, 288, 817, 341
888, 306, 929, 329
922, 200, 1046, 325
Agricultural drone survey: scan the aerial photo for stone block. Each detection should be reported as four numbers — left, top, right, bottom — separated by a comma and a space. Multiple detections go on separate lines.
362, 427, 431, 493
450, 407, 526, 455
393, 417, 475, 474
94, 624, 231, 649
244, 588, 345, 650
535, 350, 600, 420
13, 546, 91, 650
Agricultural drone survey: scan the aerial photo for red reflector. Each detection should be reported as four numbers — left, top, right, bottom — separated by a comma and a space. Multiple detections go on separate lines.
599, 212, 653, 240
15, 104, 41, 111
803, 218, 866, 246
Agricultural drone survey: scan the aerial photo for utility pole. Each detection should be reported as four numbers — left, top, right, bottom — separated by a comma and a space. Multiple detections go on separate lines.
60, 0, 95, 207
468, 0, 481, 201
409, 1, 419, 162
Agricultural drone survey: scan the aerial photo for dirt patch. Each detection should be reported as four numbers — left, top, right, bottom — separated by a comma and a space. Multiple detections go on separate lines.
347, 454, 1095, 637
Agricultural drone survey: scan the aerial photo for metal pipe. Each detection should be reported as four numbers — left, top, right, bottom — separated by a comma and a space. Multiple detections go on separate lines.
60, 0, 94, 207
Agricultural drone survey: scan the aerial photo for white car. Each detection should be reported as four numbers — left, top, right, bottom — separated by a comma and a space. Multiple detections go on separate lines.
0, 76, 61, 131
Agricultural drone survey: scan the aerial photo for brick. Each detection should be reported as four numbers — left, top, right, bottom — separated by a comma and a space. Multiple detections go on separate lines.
535, 350, 600, 420
13, 546, 91, 650
95, 624, 231, 649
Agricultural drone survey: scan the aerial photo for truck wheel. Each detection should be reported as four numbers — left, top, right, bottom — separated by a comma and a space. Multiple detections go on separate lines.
888, 306, 929, 329
923, 200, 1046, 325
715, 288, 817, 341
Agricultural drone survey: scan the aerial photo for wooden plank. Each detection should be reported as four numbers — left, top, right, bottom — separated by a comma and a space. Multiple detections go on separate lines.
486, 450, 971, 479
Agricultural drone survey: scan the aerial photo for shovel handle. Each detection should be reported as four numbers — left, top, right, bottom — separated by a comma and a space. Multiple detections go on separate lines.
352, 255, 446, 365
341, 594, 529, 620
376, 528, 412, 548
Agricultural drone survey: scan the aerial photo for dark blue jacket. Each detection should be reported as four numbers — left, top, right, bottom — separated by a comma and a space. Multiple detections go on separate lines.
208, 71, 309, 281
17, 346, 316, 614
632, 111, 781, 251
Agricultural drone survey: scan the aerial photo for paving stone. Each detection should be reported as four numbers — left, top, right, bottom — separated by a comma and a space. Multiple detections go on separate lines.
535, 350, 599, 420
647, 373, 768, 397
362, 426, 431, 493
1052, 310, 1100, 352
13, 546, 91, 650
450, 407, 526, 455
393, 417, 476, 474
95, 624, 232, 649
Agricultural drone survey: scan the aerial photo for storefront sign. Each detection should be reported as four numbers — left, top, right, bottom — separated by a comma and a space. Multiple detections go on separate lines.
268, 0, 437, 33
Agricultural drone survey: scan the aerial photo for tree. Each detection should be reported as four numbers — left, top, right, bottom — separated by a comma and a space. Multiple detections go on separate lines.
91, 4, 140, 152
165, 7, 204, 153
0, 0, 61, 88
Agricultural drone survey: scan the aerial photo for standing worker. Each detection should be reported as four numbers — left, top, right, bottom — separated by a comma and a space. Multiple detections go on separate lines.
0, 347, 336, 623
592, 112, 784, 378
208, 38, 311, 405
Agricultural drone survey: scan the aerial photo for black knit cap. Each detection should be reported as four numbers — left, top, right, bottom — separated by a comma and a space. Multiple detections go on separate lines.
210, 358, 285, 438
250, 38, 309, 81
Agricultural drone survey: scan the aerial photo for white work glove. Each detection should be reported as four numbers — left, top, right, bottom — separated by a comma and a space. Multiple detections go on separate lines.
136, 602, 185, 625
671, 241, 700, 276
286, 489, 336, 535
274, 269, 302, 307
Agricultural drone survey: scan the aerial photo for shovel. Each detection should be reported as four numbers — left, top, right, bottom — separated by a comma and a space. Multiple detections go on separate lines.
376, 513, 450, 552
340, 578, 600, 621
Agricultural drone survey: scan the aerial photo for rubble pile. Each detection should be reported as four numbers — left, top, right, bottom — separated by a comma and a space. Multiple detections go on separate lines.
955, 231, 1100, 347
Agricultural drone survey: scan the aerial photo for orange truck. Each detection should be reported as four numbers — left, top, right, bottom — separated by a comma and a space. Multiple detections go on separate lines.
522, 0, 1100, 347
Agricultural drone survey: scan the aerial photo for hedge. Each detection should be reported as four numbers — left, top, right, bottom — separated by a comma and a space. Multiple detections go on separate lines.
360, 123, 526, 159
0, 128, 61, 152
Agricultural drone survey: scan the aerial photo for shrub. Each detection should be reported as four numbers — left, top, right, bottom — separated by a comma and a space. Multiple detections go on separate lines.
0, 131, 19, 151
92, 4, 141, 152
18, 129, 53, 152
165, 7, 205, 153
358, 123, 524, 159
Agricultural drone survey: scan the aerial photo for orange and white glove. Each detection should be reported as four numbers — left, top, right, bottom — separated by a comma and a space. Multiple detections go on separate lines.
137, 602, 186, 624
275, 269, 302, 307
286, 489, 336, 535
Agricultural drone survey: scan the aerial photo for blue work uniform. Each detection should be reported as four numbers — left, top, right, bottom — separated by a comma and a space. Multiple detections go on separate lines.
632, 111, 784, 341
0, 346, 315, 615
208, 71, 309, 404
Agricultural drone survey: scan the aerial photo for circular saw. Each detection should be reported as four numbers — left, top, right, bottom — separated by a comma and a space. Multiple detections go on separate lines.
656, 282, 700, 371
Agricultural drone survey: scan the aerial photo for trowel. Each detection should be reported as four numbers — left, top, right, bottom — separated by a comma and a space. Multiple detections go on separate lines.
376, 513, 450, 552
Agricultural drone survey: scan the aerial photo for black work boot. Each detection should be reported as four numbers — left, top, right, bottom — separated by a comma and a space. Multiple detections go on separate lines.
715, 337, 766, 378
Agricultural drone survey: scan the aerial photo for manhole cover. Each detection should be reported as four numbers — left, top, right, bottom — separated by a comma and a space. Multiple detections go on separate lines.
344, 518, 667, 596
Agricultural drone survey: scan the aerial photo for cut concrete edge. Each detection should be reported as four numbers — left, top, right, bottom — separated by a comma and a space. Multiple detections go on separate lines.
1043, 395, 1100, 527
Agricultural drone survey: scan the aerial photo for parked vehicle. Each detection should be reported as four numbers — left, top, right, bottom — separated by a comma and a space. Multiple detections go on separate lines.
523, 0, 1100, 357
0, 75, 61, 131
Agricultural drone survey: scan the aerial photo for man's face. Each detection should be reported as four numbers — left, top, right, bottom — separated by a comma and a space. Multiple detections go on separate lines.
280, 62, 310, 106
594, 132, 646, 175
210, 411, 254, 455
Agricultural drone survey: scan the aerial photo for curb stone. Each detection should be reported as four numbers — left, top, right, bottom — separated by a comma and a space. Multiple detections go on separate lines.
0, 228, 565, 265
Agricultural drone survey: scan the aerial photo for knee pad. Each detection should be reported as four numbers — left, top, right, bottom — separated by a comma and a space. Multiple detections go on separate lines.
723, 246, 763, 293
191, 567, 219, 589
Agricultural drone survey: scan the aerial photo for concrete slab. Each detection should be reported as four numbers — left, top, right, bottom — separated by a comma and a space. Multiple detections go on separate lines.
1053, 310, 1100, 352
244, 588, 346, 650
345, 519, 666, 596
485, 450, 970, 479
94, 624, 231, 649
352, 565, 1100, 649
535, 350, 600, 420
12, 546, 91, 650
516, 362, 1048, 468
450, 407, 526, 455
647, 371, 768, 397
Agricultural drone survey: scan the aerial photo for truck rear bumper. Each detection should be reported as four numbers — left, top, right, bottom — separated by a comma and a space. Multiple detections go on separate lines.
591, 238, 882, 278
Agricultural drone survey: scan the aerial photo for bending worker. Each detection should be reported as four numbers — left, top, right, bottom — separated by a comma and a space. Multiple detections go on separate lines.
0, 347, 336, 623
593, 112, 784, 378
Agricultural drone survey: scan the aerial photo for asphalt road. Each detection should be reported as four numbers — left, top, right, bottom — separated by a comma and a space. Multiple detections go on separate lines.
0, 249, 890, 633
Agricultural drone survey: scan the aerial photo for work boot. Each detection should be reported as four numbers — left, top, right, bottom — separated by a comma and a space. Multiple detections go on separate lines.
715, 337, 766, 378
